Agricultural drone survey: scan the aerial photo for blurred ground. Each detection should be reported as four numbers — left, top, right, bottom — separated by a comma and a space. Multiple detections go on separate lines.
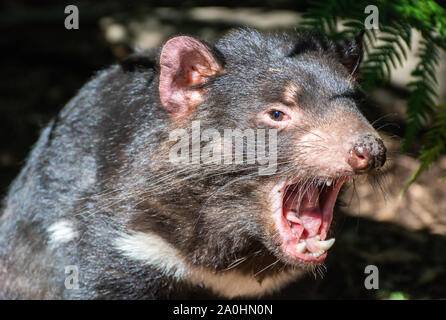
1, 2, 445, 299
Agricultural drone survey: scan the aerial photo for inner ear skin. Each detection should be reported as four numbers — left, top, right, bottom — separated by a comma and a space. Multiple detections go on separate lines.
159, 36, 223, 120
178, 52, 212, 86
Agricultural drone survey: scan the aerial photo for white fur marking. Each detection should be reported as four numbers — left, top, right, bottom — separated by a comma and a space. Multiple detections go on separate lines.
47, 220, 78, 245
114, 232, 302, 298
114, 232, 187, 281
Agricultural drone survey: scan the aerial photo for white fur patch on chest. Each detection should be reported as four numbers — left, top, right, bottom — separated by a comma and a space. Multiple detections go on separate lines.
47, 220, 79, 245
114, 231, 302, 298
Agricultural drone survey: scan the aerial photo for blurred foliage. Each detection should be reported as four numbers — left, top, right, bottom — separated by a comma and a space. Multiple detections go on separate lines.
403, 104, 446, 192
377, 290, 410, 300
298, 0, 446, 190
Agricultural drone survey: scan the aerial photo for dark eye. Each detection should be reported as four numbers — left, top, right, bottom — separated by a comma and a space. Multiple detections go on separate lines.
269, 110, 285, 121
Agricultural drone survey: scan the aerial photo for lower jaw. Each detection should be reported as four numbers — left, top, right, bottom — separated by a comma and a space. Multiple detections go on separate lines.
280, 236, 331, 264
287, 247, 328, 262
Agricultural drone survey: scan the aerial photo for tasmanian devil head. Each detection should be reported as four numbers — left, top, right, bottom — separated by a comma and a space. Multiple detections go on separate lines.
125, 28, 386, 296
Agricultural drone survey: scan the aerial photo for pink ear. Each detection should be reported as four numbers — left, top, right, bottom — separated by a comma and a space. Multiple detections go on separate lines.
159, 36, 223, 119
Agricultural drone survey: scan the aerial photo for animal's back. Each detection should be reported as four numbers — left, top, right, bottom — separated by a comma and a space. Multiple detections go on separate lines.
0, 63, 164, 299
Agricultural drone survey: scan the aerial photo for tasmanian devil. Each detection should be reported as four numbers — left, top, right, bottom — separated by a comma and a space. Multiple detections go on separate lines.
0, 28, 386, 299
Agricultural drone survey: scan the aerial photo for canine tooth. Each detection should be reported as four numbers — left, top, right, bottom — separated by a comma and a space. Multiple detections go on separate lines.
296, 242, 307, 253
326, 179, 332, 186
316, 238, 335, 251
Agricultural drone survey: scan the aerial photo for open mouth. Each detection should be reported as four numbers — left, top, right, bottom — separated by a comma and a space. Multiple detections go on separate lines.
273, 177, 349, 263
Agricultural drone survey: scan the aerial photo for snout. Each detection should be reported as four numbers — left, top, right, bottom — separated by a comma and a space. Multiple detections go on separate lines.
348, 133, 386, 174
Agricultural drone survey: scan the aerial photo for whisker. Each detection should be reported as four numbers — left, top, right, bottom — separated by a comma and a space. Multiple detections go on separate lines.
253, 259, 280, 278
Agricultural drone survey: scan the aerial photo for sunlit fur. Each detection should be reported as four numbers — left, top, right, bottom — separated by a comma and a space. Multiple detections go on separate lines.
0, 28, 385, 299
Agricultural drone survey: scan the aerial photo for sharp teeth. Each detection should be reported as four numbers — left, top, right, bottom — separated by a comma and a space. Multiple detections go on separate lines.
314, 250, 325, 257
295, 237, 335, 258
326, 179, 332, 186
296, 241, 307, 253
310, 250, 324, 258
316, 238, 335, 251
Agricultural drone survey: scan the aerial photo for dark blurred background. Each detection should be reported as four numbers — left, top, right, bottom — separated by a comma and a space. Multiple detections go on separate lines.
1, 0, 446, 299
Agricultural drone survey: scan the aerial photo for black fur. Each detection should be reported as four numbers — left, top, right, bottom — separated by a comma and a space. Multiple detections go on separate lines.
0, 28, 382, 299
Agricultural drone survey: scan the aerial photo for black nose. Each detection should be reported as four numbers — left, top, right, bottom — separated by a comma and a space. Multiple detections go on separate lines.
348, 134, 386, 173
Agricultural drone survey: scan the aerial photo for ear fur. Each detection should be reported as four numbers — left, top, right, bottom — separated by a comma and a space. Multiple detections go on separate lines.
338, 30, 365, 76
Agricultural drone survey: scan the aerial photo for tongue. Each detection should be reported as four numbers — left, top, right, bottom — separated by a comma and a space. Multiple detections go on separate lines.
299, 187, 322, 239
300, 211, 322, 238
